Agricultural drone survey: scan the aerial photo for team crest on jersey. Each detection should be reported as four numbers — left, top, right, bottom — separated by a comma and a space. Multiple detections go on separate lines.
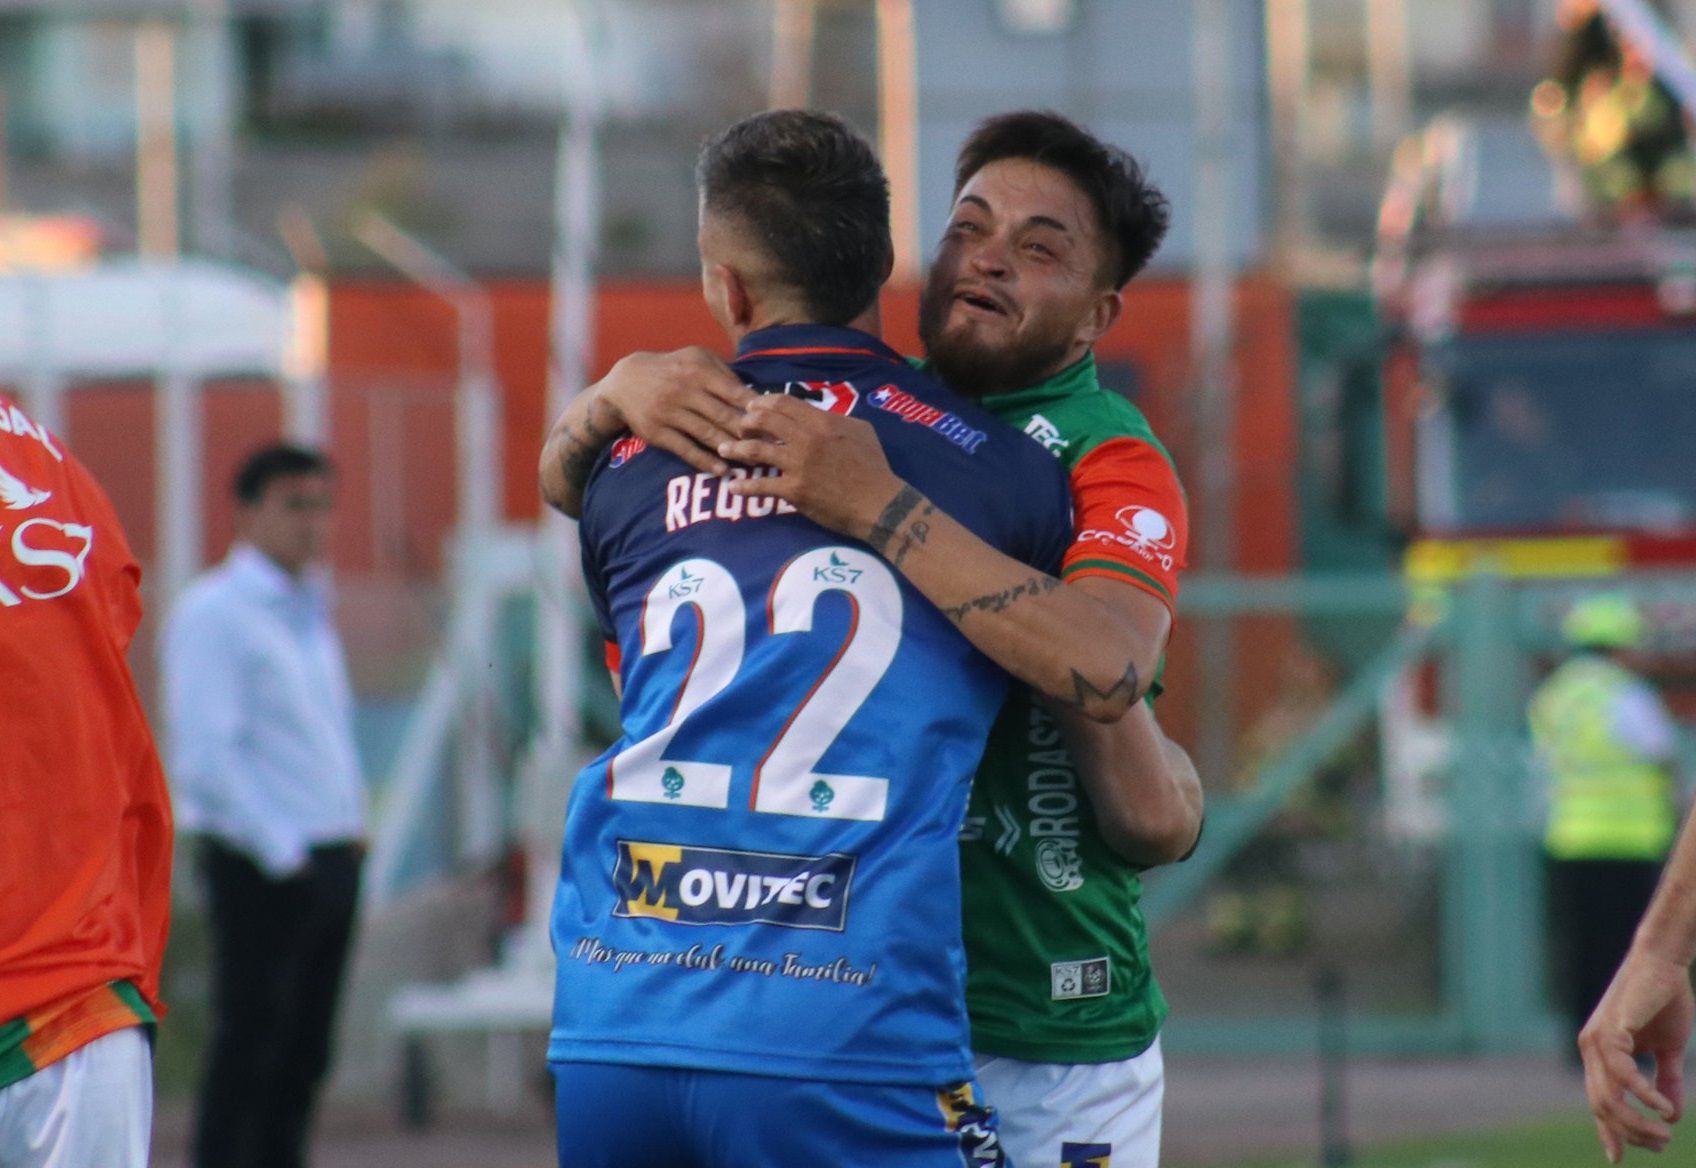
1061, 1142, 1113, 1168
608, 435, 648, 468
867, 384, 987, 453
755, 379, 860, 416
1036, 837, 1084, 892
613, 840, 856, 931
0, 462, 51, 510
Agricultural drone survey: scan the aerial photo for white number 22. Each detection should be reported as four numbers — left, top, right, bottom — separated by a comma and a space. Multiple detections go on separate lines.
606, 548, 901, 822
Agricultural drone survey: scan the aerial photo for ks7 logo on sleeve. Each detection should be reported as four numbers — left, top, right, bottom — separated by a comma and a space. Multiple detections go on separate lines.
613, 841, 857, 931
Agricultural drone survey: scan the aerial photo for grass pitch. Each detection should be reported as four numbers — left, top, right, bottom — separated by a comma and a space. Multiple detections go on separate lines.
1192, 1111, 1626, 1168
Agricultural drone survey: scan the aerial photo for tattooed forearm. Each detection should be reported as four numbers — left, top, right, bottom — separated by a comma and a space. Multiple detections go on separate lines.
559, 435, 602, 492
867, 486, 926, 556
1055, 660, 1143, 711
942, 574, 1063, 623
558, 400, 622, 491
889, 509, 935, 569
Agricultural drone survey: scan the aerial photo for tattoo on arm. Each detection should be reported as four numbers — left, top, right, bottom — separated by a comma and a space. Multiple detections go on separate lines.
889, 512, 934, 569
560, 403, 621, 492
867, 486, 926, 556
1060, 660, 1143, 711
941, 574, 1063, 623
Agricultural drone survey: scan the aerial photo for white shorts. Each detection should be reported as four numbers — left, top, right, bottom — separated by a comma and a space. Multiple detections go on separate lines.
975, 1037, 1163, 1168
0, 1025, 152, 1168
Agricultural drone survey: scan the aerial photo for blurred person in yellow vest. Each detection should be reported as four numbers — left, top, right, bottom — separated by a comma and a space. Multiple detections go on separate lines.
1532, 593, 1680, 1054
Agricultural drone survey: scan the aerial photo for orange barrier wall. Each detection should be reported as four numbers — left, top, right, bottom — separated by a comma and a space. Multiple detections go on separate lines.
50, 275, 1295, 589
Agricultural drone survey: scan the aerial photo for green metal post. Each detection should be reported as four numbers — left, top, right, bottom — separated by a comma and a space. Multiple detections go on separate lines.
1441, 572, 1550, 1051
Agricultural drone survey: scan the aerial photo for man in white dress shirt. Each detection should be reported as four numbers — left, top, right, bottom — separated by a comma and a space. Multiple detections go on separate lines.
162, 443, 365, 1168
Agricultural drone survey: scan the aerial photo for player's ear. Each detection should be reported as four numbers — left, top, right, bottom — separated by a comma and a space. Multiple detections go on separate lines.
721, 264, 756, 330
702, 261, 740, 334
1078, 287, 1123, 348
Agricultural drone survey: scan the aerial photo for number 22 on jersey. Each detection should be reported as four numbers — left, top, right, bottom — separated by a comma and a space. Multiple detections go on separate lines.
606, 547, 900, 823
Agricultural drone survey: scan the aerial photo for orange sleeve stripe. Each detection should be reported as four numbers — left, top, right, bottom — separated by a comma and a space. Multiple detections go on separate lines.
1061, 436, 1188, 603
1062, 559, 1175, 601
1061, 563, 1177, 618
603, 640, 622, 676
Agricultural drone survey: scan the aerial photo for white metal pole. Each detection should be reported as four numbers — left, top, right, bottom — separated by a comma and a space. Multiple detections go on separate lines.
876, 0, 921, 284
1266, 0, 1312, 266
20, 272, 65, 437
282, 273, 329, 444
1366, 0, 1413, 154
770, 0, 818, 108
135, 19, 180, 261
1192, 0, 1239, 793
156, 369, 202, 607
539, 1, 601, 758
514, 0, 604, 961
188, 0, 235, 255
1192, 0, 1237, 575
457, 301, 500, 541
22, 372, 65, 439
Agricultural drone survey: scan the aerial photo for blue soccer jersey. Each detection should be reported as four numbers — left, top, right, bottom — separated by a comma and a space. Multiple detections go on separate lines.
548, 323, 1071, 1086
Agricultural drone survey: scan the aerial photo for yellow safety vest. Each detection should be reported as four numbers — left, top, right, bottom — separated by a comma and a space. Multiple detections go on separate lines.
1530, 656, 1676, 861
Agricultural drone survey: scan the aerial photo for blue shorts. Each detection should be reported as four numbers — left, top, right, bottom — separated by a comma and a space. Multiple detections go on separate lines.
550, 1061, 1009, 1167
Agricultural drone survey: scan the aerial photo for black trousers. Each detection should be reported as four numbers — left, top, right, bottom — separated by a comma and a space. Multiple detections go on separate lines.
1545, 856, 1663, 1049
193, 838, 363, 1168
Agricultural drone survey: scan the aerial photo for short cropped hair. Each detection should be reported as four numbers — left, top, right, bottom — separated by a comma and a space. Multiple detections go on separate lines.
696, 110, 893, 325
954, 110, 1170, 288
233, 442, 333, 503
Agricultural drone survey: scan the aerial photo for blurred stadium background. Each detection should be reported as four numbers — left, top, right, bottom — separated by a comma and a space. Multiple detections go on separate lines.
5, 0, 1696, 1163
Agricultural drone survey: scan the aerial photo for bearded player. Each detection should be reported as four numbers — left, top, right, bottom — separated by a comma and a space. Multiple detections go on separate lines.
545, 109, 1079, 1166
544, 110, 1201, 1168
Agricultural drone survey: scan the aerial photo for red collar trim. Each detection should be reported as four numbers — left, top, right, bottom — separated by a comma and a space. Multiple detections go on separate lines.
738, 345, 902, 364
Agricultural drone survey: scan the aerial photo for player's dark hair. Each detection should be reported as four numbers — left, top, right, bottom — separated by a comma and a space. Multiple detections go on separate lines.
233, 442, 332, 503
697, 109, 893, 325
954, 110, 1170, 288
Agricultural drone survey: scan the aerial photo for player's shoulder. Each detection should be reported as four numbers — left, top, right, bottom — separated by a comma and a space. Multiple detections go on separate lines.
1050, 388, 1172, 467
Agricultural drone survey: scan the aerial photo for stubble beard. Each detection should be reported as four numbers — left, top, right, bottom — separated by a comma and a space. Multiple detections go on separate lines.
918, 282, 1073, 399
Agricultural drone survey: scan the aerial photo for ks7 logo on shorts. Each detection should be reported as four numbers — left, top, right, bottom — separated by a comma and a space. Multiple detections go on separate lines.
613, 840, 856, 931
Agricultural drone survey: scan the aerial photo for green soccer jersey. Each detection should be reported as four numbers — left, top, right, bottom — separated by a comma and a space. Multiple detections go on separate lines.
959, 353, 1189, 1064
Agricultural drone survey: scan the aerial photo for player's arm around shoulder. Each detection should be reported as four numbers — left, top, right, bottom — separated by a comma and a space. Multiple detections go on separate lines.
539, 347, 754, 518
720, 394, 1163, 722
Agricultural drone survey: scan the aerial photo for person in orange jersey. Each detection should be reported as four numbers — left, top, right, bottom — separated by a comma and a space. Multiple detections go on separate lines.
0, 392, 173, 1168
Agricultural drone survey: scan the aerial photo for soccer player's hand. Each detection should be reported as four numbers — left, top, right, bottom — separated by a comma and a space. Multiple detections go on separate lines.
1580, 947, 1693, 1162
601, 347, 755, 476
719, 393, 902, 539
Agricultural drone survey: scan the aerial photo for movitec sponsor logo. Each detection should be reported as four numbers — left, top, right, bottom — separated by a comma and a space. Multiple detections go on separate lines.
613, 840, 856, 931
